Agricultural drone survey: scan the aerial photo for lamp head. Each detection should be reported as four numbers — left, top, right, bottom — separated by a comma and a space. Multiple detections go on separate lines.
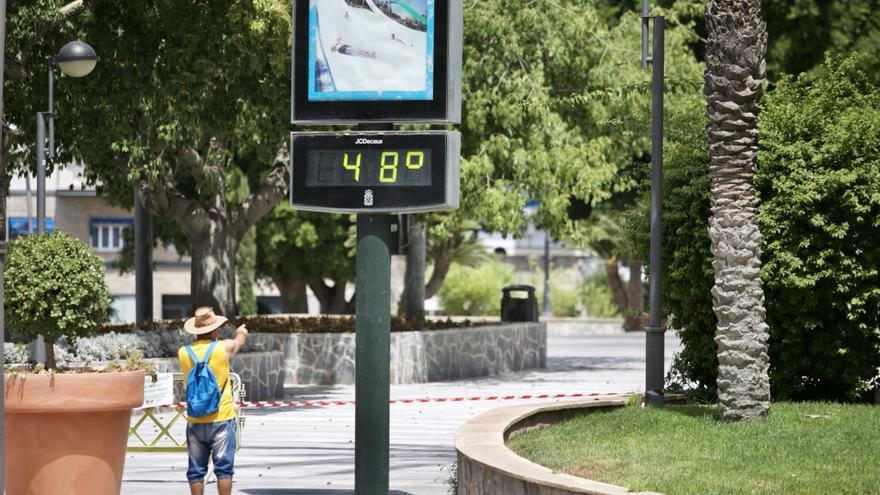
54, 41, 99, 78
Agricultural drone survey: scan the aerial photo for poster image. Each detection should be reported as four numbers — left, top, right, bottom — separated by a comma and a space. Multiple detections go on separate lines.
308, 0, 434, 101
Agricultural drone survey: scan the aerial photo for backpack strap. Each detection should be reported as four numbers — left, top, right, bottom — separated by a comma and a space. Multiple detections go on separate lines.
201, 341, 219, 364
184, 345, 199, 366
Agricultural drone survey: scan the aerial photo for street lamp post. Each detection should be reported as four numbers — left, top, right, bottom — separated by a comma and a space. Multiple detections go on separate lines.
33, 41, 98, 364
641, 1, 666, 405
36, 40, 99, 233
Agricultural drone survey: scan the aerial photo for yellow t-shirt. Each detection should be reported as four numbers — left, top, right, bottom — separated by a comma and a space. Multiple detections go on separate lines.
178, 340, 236, 424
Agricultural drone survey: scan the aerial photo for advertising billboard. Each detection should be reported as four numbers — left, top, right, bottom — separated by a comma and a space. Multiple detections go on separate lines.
292, 0, 461, 123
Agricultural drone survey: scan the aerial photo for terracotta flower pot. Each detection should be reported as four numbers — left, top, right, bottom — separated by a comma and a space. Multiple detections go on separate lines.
4, 371, 145, 495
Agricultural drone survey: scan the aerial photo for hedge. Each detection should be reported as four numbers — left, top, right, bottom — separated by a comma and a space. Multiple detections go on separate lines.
628, 55, 880, 401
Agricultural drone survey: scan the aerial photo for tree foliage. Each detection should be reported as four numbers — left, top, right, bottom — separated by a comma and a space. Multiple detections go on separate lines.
256, 205, 355, 313
630, 55, 880, 402
441, 0, 702, 244
757, 55, 880, 400
4, 0, 293, 315
5, 232, 110, 345
596, 0, 880, 81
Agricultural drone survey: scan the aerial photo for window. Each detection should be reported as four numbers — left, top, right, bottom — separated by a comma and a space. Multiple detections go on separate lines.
90, 218, 133, 252
162, 295, 192, 320
7, 217, 55, 241
109, 295, 136, 324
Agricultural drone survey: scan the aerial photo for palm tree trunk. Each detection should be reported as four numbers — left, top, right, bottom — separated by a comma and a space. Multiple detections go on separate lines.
705, 0, 771, 420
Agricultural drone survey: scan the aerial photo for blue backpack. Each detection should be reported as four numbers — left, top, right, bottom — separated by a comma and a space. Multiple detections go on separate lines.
184, 341, 225, 418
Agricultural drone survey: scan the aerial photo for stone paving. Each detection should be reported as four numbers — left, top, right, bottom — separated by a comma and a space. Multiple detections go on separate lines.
121, 331, 681, 494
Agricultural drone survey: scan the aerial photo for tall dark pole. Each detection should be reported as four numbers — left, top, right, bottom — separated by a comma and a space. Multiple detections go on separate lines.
37, 62, 55, 235
403, 217, 426, 326
642, 5, 666, 405
36, 114, 47, 234
354, 123, 392, 494
135, 188, 154, 323
355, 214, 391, 494
0, 0, 8, 488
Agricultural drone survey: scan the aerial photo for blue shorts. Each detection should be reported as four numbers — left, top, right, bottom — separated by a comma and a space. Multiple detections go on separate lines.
186, 419, 236, 483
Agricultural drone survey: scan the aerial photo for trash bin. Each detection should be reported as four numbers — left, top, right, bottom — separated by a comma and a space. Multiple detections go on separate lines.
500, 285, 539, 322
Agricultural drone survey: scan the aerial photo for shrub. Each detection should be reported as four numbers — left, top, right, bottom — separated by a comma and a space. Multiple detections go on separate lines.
628, 55, 880, 401
757, 55, 880, 400
5, 232, 110, 368
101, 315, 479, 336
4, 342, 31, 365
528, 267, 585, 317
439, 258, 515, 316
580, 270, 624, 319
550, 285, 581, 317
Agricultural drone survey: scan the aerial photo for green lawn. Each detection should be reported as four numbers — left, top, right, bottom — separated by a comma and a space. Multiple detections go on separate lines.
507, 402, 880, 495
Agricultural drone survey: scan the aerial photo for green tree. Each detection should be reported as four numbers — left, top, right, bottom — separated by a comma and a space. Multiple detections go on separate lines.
256, 205, 355, 314
597, 0, 880, 80
631, 55, 880, 403
440, 0, 702, 248
2, 1, 88, 244
402, 0, 701, 311
5, 232, 110, 369
7, 0, 292, 316
757, 55, 880, 401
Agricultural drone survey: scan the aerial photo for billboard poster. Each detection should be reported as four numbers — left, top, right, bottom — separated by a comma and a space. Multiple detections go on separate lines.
308, 0, 434, 101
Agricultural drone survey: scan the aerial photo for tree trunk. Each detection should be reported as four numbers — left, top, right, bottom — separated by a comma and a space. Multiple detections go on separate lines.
275, 276, 309, 314
44, 340, 56, 370
705, 0, 771, 420
625, 259, 644, 331
191, 225, 238, 318
605, 255, 628, 314
425, 257, 451, 300
403, 221, 426, 326
328, 280, 353, 314
309, 279, 354, 314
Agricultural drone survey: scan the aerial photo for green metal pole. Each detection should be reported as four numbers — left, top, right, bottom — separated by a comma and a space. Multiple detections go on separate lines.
355, 214, 391, 494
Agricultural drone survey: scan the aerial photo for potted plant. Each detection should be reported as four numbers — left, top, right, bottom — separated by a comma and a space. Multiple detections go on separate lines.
3, 232, 145, 495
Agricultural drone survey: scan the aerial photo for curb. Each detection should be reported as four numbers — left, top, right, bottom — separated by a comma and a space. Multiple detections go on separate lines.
454, 396, 665, 495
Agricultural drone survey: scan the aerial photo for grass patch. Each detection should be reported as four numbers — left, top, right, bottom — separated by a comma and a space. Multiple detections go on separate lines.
507, 402, 880, 494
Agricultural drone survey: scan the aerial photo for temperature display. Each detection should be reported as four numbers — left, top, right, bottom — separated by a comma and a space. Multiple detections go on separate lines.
306, 149, 432, 187
290, 130, 459, 214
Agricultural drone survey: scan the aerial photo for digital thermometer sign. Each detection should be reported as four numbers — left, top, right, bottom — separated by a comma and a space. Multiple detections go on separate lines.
306, 149, 433, 187
290, 131, 459, 213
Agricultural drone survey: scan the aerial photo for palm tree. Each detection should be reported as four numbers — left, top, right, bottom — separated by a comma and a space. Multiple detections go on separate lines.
704, 0, 771, 420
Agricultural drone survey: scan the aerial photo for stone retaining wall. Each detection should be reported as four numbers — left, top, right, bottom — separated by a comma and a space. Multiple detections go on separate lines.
244, 322, 546, 386
150, 322, 545, 399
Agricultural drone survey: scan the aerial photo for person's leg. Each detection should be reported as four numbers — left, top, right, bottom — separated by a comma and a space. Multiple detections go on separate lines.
211, 419, 237, 495
217, 478, 233, 495
186, 423, 212, 493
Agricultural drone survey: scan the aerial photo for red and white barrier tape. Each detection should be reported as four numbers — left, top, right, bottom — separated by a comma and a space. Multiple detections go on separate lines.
155, 391, 623, 410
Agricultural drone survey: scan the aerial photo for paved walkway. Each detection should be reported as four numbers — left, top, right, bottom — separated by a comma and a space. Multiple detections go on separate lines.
122, 331, 681, 494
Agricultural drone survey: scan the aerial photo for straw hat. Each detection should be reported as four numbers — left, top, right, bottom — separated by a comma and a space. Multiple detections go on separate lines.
184, 307, 228, 335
